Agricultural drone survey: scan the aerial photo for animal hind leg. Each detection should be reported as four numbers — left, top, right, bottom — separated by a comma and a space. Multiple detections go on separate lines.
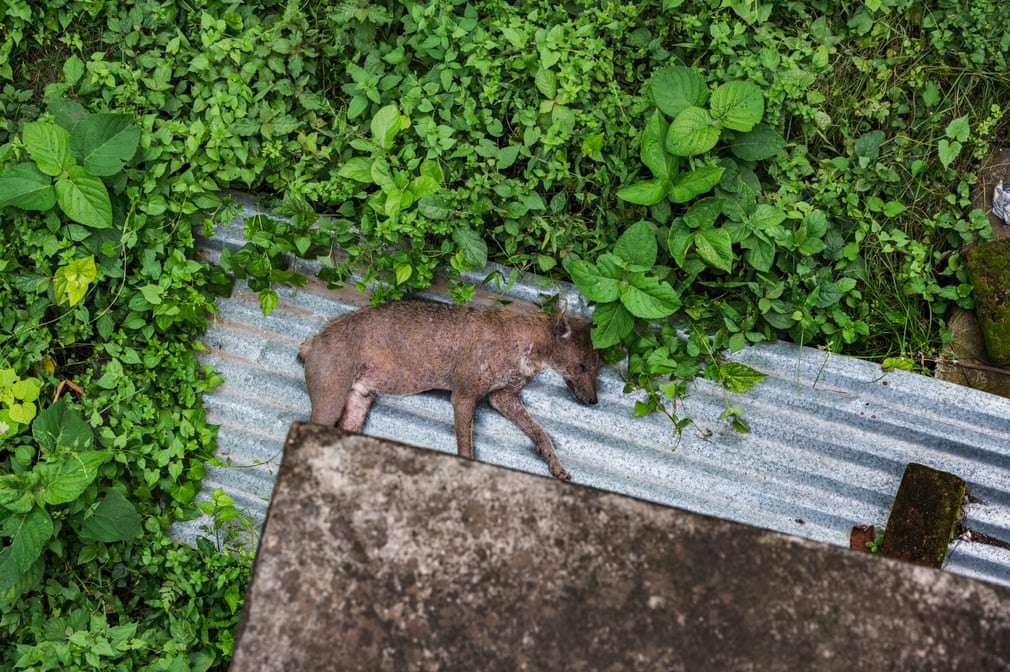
303, 349, 355, 428
450, 392, 477, 459
338, 387, 374, 433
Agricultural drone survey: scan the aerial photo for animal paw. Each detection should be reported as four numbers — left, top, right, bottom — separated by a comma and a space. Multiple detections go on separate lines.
549, 462, 571, 481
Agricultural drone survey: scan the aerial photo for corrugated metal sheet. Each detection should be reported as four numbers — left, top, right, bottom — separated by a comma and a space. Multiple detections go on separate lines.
174, 194, 1010, 587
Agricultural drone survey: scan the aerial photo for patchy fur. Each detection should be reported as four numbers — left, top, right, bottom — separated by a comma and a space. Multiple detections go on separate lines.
299, 301, 599, 480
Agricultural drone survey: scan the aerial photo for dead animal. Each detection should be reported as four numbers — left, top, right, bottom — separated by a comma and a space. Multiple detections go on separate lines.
298, 300, 599, 481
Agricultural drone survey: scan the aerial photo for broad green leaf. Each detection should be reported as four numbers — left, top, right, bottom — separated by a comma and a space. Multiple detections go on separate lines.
0, 548, 44, 600
617, 178, 669, 206
23, 122, 72, 177
370, 104, 404, 150
419, 159, 444, 184
0, 163, 56, 211
69, 114, 141, 176
620, 275, 682, 319
581, 133, 604, 161
743, 236, 775, 272
684, 196, 724, 230
51, 99, 87, 130
811, 280, 846, 308
369, 157, 394, 189
836, 277, 858, 293
710, 80, 764, 132
55, 166, 112, 228
535, 68, 557, 98
667, 219, 693, 268
452, 227, 488, 270
63, 55, 86, 85
798, 235, 826, 255
347, 95, 369, 120
500, 26, 526, 49
258, 289, 279, 315
42, 451, 108, 505
417, 194, 453, 220
937, 139, 961, 169
730, 124, 786, 161
650, 66, 708, 119
498, 144, 522, 169
8, 401, 37, 425
565, 258, 620, 303
854, 130, 886, 160
693, 226, 734, 272
669, 166, 724, 203
53, 255, 98, 307
140, 284, 164, 305
6, 506, 53, 572
338, 156, 374, 183
0, 474, 36, 514
750, 203, 787, 231
408, 174, 440, 200
641, 110, 670, 179
717, 361, 768, 393
614, 220, 657, 269
395, 263, 413, 285
590, 301, 634, 349
11, 377, 40, 403
883, 201, 906, 218
32, 398, 93, 453
802, 209, 829, 238
945, 115, 970, 142
79, 489, 143, 542
666, 106, 720, 157
645, 347, 679, 375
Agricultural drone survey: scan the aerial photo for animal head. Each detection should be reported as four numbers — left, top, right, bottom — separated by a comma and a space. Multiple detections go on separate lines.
550, 315, 599, 405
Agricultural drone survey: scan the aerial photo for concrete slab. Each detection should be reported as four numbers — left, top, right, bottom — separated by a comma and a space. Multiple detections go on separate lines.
230, 423, 1010, 671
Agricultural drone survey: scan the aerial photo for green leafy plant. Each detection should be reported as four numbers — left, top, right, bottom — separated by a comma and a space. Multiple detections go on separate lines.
0, 399, 142, 600
0, 369, 41, 439
0, 109, 139, 228
866, 528, 885, 553
198, 487, 258, 555
1, 89, 234, 666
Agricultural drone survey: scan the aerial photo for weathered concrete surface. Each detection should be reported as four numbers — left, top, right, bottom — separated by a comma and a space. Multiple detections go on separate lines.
231, 423, 1010, 672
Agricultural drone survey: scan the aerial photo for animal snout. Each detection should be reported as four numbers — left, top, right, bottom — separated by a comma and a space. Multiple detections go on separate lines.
565, 379, 598, 405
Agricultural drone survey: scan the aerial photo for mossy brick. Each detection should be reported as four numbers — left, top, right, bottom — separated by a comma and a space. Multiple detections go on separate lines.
880, 462, 966, 568
965, 238, 1010, 366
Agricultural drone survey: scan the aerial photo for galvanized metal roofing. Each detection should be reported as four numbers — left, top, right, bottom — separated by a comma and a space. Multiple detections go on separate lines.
173, 194, 1010, 587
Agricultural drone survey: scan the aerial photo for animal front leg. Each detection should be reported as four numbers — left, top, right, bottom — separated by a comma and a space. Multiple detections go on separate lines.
488, 389, 570, 481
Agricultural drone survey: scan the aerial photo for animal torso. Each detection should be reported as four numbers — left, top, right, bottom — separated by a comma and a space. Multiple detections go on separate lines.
307, 301, 553, 396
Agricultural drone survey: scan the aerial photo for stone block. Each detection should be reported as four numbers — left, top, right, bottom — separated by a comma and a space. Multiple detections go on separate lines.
231, 423, 1010, 671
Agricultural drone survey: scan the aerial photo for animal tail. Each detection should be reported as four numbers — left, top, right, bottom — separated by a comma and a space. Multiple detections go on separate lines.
297, 335, 317, 363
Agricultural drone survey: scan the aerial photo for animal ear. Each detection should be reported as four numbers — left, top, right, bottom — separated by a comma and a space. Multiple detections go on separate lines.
554, 315, 572, 340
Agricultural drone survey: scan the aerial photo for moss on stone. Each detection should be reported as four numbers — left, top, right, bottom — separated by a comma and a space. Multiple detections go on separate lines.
879, 463, 966, 569
965, 238, 1010, 366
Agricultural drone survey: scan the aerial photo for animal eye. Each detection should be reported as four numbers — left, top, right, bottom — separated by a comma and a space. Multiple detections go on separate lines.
579, 364, 588, 373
